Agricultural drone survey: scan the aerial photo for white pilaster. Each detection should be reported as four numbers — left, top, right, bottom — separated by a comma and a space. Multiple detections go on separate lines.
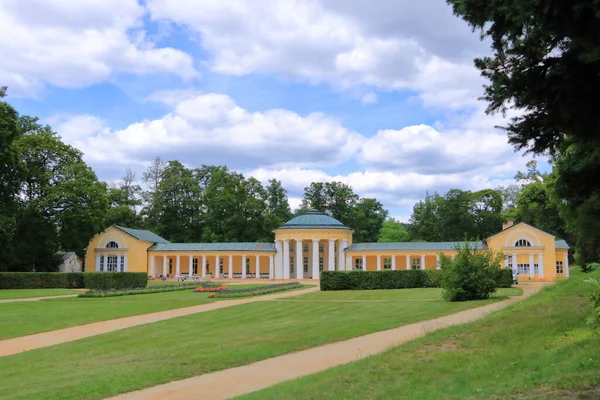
436, 255, 440, 270
312, 239, 320, 279
346, 256, 352, 271
202, 255, 207, 278
420, 255, 426, 270
124, 255, 128, 272
376, 255, 381, 271
215, 255, 220, 278
269, 255, 274, 279
96, 255, 101, 272
283, 240, 290, 279
162, 255, 167, 276
362, 255, 366, 271
275, 240, 282, 279
339, 239, 348, 271
565, 253, 570, 278
328, 239, 335, 271
529, 254, 535, 278
391, 256, 396, 270
256, 255, 260, 279
228, 255, 233, 278
189, 256, 193, 276
242, 255, 247, 279
538, 253, 544, 278
176, 255, 181, 276
513, 253, 518, 276
296, 239, 304, 279
406, 255, 410, 270
504, 255, 509, 268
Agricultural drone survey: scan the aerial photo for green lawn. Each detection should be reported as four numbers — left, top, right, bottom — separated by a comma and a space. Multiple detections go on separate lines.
0, 284, 274, 339
0, 294, 507, 399
285, 287, 523, 301
241, 269, 600, 400
0, 289, 80, 300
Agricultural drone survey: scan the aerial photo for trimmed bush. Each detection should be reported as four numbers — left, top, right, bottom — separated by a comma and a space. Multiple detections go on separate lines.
0, 272, 85, 289
423, 269, 444, 287
82, 273, 148, 290
492, 268, 514, 288
321, 270, 431, 291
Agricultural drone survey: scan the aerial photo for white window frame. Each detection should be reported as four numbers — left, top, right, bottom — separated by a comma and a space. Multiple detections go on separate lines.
411, 258, 420, 270
193, 259, 198, 275
515, 239, 532, 247
383, 257, 392, 270
303, 256, 309, 273
355, 258, 363, 270
107, 255, 118, 272
556, 260, 564, 274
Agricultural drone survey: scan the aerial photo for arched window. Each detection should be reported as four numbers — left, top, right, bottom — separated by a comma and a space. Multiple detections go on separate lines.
515, 239, 531, 247
106, 241, 119, 248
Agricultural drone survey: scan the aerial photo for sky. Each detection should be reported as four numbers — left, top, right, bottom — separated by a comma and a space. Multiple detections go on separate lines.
1, 0, 540, 221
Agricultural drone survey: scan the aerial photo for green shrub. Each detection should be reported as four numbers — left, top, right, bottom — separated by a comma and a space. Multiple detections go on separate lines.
581, 262, 600, 273
423, 269, 444, 287
82, 273, 148, 290
440, 243, 503, 302
584, 276, 600, 329
492, 268, 514, 288
80, 282, 199, 298
0, 272, 85, 289
321, 270, 431, 291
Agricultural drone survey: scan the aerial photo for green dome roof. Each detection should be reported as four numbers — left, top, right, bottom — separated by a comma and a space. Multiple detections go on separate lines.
276, 210, 351, 230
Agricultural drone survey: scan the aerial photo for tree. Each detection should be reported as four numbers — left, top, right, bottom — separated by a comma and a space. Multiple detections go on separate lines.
378, 218, 411, 242
106, 169, 143, 228
409, 192, 444, 241
351, 198, 388, 242
302, 181, 359, 224
470, 189, 503, 239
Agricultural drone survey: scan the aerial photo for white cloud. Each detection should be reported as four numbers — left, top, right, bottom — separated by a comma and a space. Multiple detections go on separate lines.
146, 0, 487, 109
0, 0, 197, 96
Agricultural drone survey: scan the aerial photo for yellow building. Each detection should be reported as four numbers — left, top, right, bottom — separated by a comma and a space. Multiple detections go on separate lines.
85, 211, 570, 282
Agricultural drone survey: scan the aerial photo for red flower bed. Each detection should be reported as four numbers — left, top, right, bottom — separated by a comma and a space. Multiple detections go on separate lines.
193, 285, 229, 293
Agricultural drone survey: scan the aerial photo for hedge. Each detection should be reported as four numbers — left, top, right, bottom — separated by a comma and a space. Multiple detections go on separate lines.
320, 268, 511, 291
0, 272, 147, 290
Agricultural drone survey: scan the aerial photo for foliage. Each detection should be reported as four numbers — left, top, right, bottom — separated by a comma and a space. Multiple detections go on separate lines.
79, 281, 203, 298
440, 243, 503, 301
351, 198, 388, 242
0, 272, 85, 289
378, 218, 411, 242
320, 270, 442, 291
581, 263, 600, 274
210, 282, 303, 298
584, 275, 600, 329
81, 272, 148, 290
492, 268, 514, 288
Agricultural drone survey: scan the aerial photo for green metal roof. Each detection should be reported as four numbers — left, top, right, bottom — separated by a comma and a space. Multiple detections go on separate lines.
276, 210, 351, 230
555, 240, 570, 249
150, 242, 276, 252
114, 225, 171, 244
346, 241, 487, 252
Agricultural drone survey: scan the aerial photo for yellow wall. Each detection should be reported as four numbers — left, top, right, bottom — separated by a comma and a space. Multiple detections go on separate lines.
84, 226, 153, 273
274, 228, 353, 244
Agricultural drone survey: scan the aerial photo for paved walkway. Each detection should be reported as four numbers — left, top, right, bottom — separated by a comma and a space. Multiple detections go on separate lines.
108, 284, 548, 400
0, 294, 78, 304
0, 286, 319, 357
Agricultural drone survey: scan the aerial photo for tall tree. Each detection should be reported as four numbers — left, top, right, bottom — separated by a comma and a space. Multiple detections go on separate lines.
351, 198, 388, 242
378, 218, 411, 242
106, 169, 143, 227
302, 181, 359, 224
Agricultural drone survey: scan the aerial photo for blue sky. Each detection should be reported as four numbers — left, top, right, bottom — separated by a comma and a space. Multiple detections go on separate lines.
1, 0, 535, 220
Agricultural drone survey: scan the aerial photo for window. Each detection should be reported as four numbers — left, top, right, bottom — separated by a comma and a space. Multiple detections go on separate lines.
303, 257, 309, 273
120, 256, 125, 272
556, 260, 564, 274
246, 258, 251, 274
290, 243, 295, 252
515, 239, 532, 247
384, 257, 392, 270
319, 244, 324, 253
507, 255, 513, 268
106, 241, 119, 248
290, 255, 295, 273
99, 256, 105, 272
534, 263, 539, 275
107, 255, 118, 272
169, 258, 173, 275
303, 243, 308, 253
219, 258, 224, 274
355, 258, 363, 270
319, 256, 324, 271
411, 258, 420, 270
193, 258, 198, 275
517, 263, 530, 274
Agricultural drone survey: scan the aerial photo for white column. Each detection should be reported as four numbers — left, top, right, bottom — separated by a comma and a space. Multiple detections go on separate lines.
406, 255, 410, 270
565, 253, 570, 278
162, 255, 167, 276
391, 256, 396, 270
96, 255, 101, 272
362, 255, 367, 271
269, 255, 274, 279
228, 255, 233, 278
242, 255, 247, 279
346, 256, 352, 271
124, 255, 128, 272
312, 239, 320, 279
275, 241, 282, 279
255, 255, 260, 279
296, 239, 304, 279
538, 253, 544, 278
215, 255, 220, 278
189, 256, 193, 276
328, 239, 335, 271
283, 240, 290, 279
436, 255, 440, 270
376, 255, 381, 271
420, 255, 426, 270
529, 254, 535, 278
504, 255, 509, 269
513, 253, 518, 276
339, 239, 347, 271
176, 255, 181, 276
201, 255, 207, 278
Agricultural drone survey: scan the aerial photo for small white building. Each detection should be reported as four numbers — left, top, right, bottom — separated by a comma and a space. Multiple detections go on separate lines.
56, 252, 82, 273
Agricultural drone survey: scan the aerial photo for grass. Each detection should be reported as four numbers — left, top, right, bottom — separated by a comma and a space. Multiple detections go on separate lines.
0, 284, 275, 339
285, 287, 523, 301
0, 289, 80, 300
0, 292, 507, 399
240, 269, 600, 400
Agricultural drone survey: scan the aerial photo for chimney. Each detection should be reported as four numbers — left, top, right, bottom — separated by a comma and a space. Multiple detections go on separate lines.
503, 221, 514, 230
